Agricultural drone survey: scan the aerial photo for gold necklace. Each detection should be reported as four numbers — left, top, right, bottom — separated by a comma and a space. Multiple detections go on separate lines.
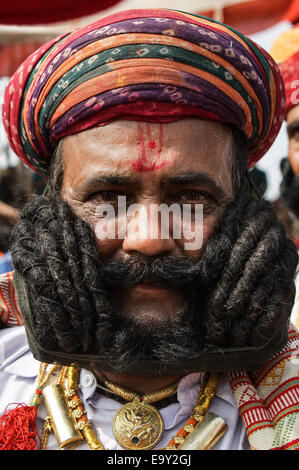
40, 365, 226, 450
102, 376, 179, 450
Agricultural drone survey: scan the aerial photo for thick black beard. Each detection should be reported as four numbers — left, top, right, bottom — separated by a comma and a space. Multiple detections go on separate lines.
97, 254, 209, 371
280, 158, 299, 218
10, 189, 298, 372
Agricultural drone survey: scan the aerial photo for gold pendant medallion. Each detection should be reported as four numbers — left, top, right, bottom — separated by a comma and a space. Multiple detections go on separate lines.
113, 397, 164, 450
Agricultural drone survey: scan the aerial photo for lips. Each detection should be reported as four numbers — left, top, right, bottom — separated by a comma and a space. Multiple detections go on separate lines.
133, 281, 168, 292
127, 280, 179, 302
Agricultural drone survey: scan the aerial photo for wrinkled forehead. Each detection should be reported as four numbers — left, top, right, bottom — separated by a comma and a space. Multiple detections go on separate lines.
61, 119, 234, 192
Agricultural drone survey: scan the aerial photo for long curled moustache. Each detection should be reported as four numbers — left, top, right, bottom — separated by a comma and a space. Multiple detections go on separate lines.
10, 186, 298, 368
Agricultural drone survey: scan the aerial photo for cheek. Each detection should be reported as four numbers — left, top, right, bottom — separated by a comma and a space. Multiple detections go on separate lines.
64, 198, 122, 258
289, 140, 299, 175
94, 237, 122, 259
176, 208, 223, 257
93, 218, 123, 258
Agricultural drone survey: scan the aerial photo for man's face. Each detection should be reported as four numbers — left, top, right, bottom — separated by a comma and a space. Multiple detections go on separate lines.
61, 119, 234, 329
287, 104, 299, 175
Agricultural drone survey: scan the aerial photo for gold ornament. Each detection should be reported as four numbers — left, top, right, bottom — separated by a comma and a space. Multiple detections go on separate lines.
162, 372, 225, 450
102, 375, 179, 450
38, 364, 225, 451
113, 396, 164, 450
42, 383, 83, 449
176, 412, 227, 450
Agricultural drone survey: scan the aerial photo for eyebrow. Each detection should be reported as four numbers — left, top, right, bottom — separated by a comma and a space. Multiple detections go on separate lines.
72, 175, 137, 199
162, 172, 227, 199
287, 120, 299, 137
72, 171, 227, 200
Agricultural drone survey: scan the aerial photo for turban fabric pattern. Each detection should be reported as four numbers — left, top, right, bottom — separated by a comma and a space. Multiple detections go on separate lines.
280, 51, 299, 114
271, 23, 299, 114
3, 9, 285, 176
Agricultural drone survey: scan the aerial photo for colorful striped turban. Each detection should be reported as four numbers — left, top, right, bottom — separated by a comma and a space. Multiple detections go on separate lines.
2, 9, 285, 176
271, 24, 299, 115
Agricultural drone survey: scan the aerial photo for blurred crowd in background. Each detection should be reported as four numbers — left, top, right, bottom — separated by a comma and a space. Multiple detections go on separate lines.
0, 161, 45, 273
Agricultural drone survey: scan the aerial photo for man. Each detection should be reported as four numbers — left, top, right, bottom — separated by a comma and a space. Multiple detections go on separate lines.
0, 9, 298, 451
271, 26, 299, 236
271, 25, 299, 328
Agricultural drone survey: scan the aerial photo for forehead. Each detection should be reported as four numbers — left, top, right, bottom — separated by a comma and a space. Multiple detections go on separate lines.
287, 104, 299, 125
61, 119, 234, 193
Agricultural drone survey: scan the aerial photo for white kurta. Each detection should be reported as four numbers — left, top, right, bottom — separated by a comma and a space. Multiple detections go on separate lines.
0, 326, 251, 450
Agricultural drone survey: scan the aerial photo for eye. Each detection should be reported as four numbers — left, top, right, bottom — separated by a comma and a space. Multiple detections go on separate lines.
87, 190, 124, 203
293, 129, 299, 142
288, 124, 299, 141
169, 190, 208, 203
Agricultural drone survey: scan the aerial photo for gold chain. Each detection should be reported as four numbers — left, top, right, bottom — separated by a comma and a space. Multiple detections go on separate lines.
41, 417, 53, 450
163, 372, 219, 449
38, 363, 61, 388
65, 365, 105, 450
30, 363, 61, 409
39, 364, 219, 450
34, 364, 62, 449
102, 375, 179, 404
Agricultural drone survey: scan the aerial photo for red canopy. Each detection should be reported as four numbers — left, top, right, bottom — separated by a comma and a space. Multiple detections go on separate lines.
0, 0, 121, 25
201, 0, 299, 35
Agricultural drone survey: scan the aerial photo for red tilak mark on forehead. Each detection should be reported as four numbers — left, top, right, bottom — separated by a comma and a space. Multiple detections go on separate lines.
130, 123, 167, 172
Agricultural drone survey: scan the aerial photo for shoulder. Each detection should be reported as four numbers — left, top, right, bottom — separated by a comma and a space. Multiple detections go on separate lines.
0, 325, 34, 369
0, 326, 39, 413
291, 266, 299, 329
228, 326, 299, 450
245, 325, 298, 393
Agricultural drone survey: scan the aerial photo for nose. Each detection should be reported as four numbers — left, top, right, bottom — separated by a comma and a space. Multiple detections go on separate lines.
122, 203, 175, 256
